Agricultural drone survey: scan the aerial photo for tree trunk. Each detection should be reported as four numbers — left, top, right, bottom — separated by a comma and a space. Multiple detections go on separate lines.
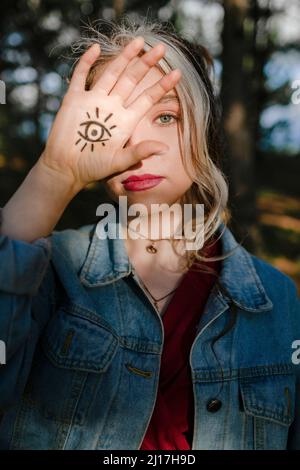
221, 0, 259, 250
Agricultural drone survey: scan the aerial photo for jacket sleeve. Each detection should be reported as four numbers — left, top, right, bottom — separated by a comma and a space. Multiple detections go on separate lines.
0, 208, 55, 411
286, 278, 300, 449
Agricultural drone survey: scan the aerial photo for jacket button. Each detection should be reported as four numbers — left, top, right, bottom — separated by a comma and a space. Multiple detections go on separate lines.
206, 398, 222, 412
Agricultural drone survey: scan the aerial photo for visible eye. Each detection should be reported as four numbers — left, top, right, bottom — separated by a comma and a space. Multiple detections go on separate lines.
76, 107, 117, 152
156, 113, 178, 126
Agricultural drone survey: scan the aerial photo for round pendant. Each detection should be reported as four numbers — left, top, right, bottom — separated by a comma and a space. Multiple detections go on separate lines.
146, 244, 157, 254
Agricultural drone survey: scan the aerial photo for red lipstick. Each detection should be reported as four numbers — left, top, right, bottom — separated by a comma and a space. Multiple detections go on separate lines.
122, 174, 165, 191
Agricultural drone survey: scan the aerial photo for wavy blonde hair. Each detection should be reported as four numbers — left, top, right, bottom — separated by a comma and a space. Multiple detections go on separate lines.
68, 15, 240, 276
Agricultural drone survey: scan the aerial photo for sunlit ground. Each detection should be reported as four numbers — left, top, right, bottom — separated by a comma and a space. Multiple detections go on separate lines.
256, 189, 300, 295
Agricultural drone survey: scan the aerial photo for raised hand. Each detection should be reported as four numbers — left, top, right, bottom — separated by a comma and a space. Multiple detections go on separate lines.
40, 37, 182, 191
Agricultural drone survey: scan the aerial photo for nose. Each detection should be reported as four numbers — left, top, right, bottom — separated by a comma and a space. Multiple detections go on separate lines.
122, 121, 153, 170
123, 133, 139, 149
123, 118, 149, 148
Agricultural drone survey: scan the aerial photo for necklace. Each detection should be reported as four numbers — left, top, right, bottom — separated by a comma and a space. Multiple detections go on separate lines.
126, 225, 166, 254
126, 225, 180, 310
139, 276, 179, 311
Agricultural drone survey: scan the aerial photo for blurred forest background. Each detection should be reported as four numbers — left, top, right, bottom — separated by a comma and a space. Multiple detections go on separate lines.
0, 0, 299, 292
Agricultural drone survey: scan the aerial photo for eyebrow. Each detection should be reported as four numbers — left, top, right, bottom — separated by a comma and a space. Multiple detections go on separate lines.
156, 94, 180, 105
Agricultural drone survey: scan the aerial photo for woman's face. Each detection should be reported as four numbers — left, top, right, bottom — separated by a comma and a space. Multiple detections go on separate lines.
94, 64, 193, 212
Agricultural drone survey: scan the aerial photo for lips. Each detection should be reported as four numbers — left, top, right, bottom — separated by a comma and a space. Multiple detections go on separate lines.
122, 174, 165, 192
122, 174, 163, 183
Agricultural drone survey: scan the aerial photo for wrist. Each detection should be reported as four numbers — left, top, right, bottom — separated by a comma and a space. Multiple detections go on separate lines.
34, 156, 83, 200
1, 159, 81, 242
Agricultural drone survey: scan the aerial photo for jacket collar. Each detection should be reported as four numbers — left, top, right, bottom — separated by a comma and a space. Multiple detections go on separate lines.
79, 210, 273, 313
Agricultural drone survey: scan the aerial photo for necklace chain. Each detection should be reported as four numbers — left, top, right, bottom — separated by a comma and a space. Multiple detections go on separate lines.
126, 225, 174, 243
126, 225, 180, 309
126, 224, 181, 255
139, 277, 178, 307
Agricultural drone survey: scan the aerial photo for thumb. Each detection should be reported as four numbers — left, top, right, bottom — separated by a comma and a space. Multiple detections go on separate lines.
112, 141, 169, 173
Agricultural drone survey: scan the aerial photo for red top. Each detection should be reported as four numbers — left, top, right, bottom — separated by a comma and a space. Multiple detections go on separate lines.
140, 237, 222, 450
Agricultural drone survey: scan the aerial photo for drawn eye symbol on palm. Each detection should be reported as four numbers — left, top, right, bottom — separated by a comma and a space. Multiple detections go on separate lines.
76, 107, 117, 152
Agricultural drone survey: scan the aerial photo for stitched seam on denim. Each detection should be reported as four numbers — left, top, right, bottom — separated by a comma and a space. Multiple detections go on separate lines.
119, 337, 161, 354
10, 396, 30, 449
243, 249, 270, 301
223, 328, 235, 449
112, 280, 125, 347
77, 373, 106, 428
254, 417, 265, 449
83, 230, 101, 280
60, 304, 118, 338
95, 347, 124, 449
81, 271, 130, 286
243, 411, 248, 449
241, 383, 293, 425
42, 335, 117, 372
61, 371, 89, 448
222, 382, 229, 449
61, 303, 161, 353
194, 363, 294, 382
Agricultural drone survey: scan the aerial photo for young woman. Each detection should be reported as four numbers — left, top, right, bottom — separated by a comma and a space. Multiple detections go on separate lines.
0, 17, 299, 450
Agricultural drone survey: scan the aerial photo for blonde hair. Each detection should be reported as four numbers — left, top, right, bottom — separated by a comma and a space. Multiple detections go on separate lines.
68, 15, 240, 276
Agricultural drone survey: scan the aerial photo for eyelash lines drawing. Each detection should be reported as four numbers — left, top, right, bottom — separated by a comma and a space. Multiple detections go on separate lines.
75, 107, 117, 152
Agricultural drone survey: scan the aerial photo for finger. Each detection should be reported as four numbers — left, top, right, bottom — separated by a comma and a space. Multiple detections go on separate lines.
109, 43, 166, 102
112, 141, 169, 174
128, 69, 182, 116
92, 36, 145, 94
68, 43, 101, 93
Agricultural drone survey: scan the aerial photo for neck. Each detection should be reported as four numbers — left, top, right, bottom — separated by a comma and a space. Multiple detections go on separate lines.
122, 221, 188, 274
124, 209, 184, 241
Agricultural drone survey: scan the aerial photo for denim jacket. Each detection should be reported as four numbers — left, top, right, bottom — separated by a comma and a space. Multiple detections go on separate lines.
0, 209, 300, 450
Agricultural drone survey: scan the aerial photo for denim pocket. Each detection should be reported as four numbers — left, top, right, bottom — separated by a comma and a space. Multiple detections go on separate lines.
18, 303, 119, 426
239, 371, 296, 449
41, 303, 119, 372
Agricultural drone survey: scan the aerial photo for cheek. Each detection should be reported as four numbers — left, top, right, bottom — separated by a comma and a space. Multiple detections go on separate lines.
103, 179, 121, 200
172, 174, 193, 196
167, 144, 192, 184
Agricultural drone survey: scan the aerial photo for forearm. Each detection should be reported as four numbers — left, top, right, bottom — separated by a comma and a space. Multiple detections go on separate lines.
1, 157, 81, 242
